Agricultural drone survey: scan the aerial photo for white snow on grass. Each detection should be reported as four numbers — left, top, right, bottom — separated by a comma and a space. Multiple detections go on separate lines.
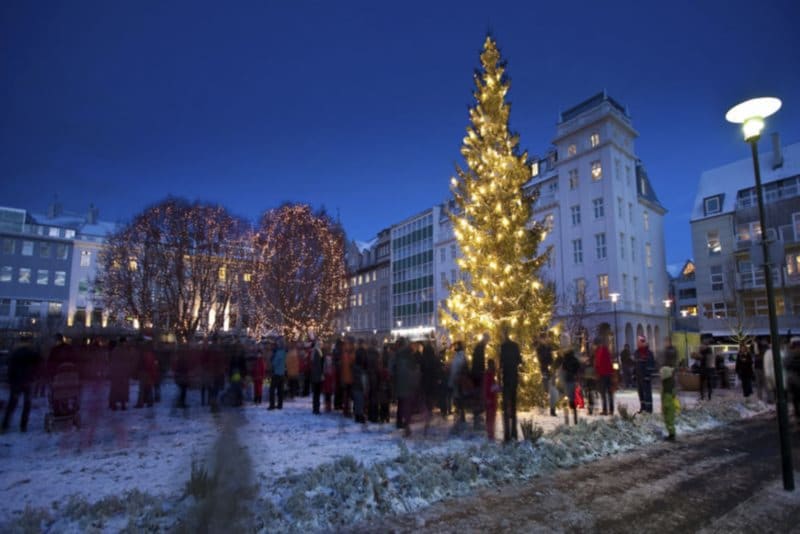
0, 382, 771, 532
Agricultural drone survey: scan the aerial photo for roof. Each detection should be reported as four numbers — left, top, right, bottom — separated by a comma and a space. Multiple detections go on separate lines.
636, 163, 664, 211
559, 91, 629, 123
691, 140, 800, 221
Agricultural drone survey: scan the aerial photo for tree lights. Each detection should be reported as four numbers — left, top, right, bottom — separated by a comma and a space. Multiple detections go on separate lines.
442, 36, 555, 407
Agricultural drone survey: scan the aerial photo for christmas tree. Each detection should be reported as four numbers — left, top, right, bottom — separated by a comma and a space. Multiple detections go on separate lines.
441, 36, 555, 408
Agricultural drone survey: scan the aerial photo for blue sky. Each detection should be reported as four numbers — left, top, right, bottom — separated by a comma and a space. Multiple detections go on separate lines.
2, 0, 799, 269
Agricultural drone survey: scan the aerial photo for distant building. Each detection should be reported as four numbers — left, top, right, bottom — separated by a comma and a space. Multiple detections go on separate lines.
690, 137, 800, 341
0, 202, 116, 331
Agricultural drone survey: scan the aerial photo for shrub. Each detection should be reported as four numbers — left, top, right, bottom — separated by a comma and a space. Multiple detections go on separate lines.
520, 419, 544, 444
186, 459, 216, 499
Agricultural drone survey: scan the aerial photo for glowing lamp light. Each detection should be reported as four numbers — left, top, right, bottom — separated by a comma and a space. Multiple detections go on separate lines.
609, 292, 620, 304
725, 97, 782, 141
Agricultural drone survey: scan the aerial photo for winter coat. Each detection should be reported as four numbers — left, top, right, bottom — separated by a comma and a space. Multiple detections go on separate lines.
420, 343, 440, 397
340, 348, 355, 386
499, 340, 522, 390
736, 350, 755, 380
661, 345, 678, 395
310, 347, 324, 384
392, 347, 418, 399
471, 342, 486, 384
48, 342, 76, 379
8, 343, 41, 388
537, 343, 554, 379
253, 356, 266, 383
285, 348, 300, 378
561, 351, 581, 383
271, 348, 287, 377
594, 345, 613, 377
449, 350, 466, 391
109, 344, 134, 403
784, 347, 800, 389
635, 347, 655, 383
322, 353, 336, 394
139, 350, 159, 386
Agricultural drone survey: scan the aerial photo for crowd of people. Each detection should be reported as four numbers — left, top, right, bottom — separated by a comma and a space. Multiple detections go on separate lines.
4, 329, 799, 442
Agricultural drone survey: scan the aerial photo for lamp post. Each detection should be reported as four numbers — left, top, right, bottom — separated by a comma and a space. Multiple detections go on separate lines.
681, 310, 689, 366
726, 96, 794, 491
610, 292, 620, 357
663, 299, 673, 344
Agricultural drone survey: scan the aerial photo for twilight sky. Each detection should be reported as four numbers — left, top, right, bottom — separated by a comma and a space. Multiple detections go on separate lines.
2, 0, 799, 270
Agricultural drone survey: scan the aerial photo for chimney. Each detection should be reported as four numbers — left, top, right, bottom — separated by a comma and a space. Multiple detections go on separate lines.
86, 203, 99, 224
771, 132, 783, 169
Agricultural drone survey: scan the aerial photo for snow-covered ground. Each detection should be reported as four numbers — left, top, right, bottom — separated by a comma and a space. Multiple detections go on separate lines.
0, 381, 769, 532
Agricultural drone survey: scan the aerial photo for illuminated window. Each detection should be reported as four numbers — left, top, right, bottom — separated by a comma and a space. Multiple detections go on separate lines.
572, 239, 583, 264
19, 268, 31, 284
128, 257, 138, 271
706, 230, 721, 256
569, 169, 579, 190
49, 227, 60, 237
0, 266, 11, 282
595, 233, 607, 259
591, 161, 602, 181
243, 272, 252, 283
37, 269, 48, 285
65, 229, 75, 239
570, 205, 581, 226
593, 198, 604, 219
598, 274, 609, 300
645, 243, 652, 267
567, 144, 577, 157
22, 241, 33, 256
590, 132, 600, 148
787, 252, 800, 278
80, 250, 91, 267
54, 271, 66, 286
218, 266, 226, 281
531, 160, 539, 177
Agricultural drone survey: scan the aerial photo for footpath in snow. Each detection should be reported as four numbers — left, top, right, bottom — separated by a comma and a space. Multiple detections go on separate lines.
0, 382, 770, 532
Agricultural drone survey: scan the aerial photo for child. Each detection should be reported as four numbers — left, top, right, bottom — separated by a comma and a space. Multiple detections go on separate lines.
483, 359, 500, 440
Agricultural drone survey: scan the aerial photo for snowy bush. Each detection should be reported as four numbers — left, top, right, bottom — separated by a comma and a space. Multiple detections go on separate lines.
520, 419, 544, 444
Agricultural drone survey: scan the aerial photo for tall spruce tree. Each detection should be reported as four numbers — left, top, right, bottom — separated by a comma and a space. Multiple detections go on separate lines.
441, 36, 555, 407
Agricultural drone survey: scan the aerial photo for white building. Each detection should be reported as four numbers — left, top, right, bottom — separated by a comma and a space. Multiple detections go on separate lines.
531, 92, 670, 352
690, 137, 800, 340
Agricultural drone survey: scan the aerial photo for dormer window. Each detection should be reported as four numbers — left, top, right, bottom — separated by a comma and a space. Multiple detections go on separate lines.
567, 144, 577, 157
590, 132, 600, 148
704, 195, 723, 216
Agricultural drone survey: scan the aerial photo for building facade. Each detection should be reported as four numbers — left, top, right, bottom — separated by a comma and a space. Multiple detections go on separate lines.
690, 137, 800, 340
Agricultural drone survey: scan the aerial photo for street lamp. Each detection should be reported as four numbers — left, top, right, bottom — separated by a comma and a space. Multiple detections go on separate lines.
609, 292, 620, 357
726, 96, 794, 491
680, 310, 689, 366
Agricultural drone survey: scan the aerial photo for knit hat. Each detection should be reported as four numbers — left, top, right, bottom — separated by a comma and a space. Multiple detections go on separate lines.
637, 335, 647, 345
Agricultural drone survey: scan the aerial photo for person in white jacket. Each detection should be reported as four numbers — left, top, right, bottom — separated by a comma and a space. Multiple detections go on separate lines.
763, 342, 787, 403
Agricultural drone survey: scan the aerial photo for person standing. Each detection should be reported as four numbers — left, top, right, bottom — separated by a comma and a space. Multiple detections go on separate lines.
635, 336, 655, 413
340, 338, 355, 417
735, 343, 755, 398
252, 349, 266, 405
537, 335, 557, 417
109, 337, 134, 410
660, 337, 679, 441
499, 329, 521, 443
471, 333, 489, 429
420, 340, 439, 429
699, 344, 715, 401
449, 341, 468, 428
268, 338, 286, 410
391, 337, 417, 436
594, 338, 614, 415
2, 334, 40, 433
784, 337, 800, 425
310, 340, 324, 414
135, 338, 158, 408
754, 338, 770, 402
620, 343, 634, 388
560, 348, 581, 425
285, 342, 300, 399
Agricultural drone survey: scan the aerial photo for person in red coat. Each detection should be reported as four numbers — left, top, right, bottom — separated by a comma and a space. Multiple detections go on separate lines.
135, 339, 158, 408
593, 338, 614, 415
483, 359, 499, 440
252, 349, 266, 404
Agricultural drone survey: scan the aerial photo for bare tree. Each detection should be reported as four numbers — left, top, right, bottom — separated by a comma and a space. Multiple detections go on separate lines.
250, 204, 347, 339
556, 280, 593, 352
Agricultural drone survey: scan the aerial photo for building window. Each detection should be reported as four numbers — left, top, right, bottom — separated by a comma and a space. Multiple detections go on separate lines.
57, 244, 68, 260
0, 298, 10, 316
19, 268, 31, 284
54, 271, 66, 286
598, 274, 609, 300
450, 244, 456, 259
48, 302, 62, 316
707, 230, 722, 255
37, 269, 48, 285
628, 202, 634, 223
80, 250, 91, 267
65, 229, 75, 239
704, 195, 722, 216
2, 239, 13, 255
440, 271, 447, 290
703, 302, 730, 319
793, 212, 800, 241
0, 266, 11, 282
615, 159, 621, 181
570, 205, 581, 226
640, 177, 648, 196
595, 233, 607, 259
626, 166, 632, 187
531, 160, 539, 177
48, 227, 59, 237
440, 248, 446, 262
619, 233, 625, 259
593, 198, 604, 219
631, 237, 637, 263
22, 241, 33, 256
617, 197, 624, 218
568, 144, 577, 157
622, 273, 628, 297
590, 132, 600, 148
787, 252, 800, 278
576, 278, 586, 304
243, 272, 252, 283
450, 269, 457, 284
569, 169, 579, 190
633, 276, 639, 303
78, 279, 89, 295
572, 239, 583, 264
15, 300, 32, 317
710, 265, 724, 291
548, 181, 559, 194
591, 161, 602, 181
643, 210, 649, 231
648, 280, 654, 305
645, 243, 652, 267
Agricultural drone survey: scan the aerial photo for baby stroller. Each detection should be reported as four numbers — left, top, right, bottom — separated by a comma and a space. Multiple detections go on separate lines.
45, 362, 81, 432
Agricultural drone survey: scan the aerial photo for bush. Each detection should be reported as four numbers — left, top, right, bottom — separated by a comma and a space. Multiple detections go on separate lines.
520, 419, 544, 444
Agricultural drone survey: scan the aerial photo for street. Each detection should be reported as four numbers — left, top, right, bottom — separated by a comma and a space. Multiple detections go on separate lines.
362, 413, 800, 533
